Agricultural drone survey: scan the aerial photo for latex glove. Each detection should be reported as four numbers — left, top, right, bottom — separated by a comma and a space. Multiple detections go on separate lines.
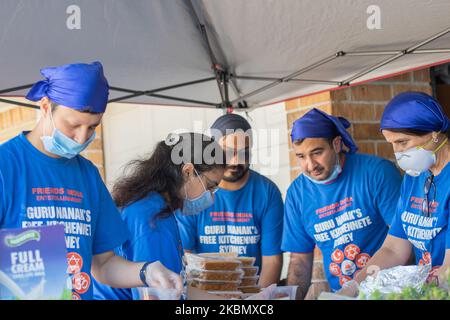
145, 261, 183, 293
335, 280, 359, 298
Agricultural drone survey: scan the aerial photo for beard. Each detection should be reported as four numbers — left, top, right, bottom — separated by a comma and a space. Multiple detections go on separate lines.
222, 164, 250, 182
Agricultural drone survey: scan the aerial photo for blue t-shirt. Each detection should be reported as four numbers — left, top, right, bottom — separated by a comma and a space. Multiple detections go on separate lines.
176, 170, 284, 269
0, 132, 129, 300
93, 192, 183, 300
282, 153, 402, 291
389, 162, 450, 268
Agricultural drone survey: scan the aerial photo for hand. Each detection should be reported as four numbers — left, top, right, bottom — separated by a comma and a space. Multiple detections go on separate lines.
335, 280, 359, 298
145, 261, 183, 292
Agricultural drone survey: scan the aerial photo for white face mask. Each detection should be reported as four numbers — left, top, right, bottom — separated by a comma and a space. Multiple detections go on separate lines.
395, 136, 448, 177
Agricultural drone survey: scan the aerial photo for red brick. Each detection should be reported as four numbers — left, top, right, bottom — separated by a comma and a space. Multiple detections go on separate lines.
373, 103, 386, 120
412, 68, 431, 82
287, 109, 310, 129
333, 102, 374, 121
330, 88, 350, 101
392, 84, 432, 96
350, 84, 391, 102
299, 92, 330, 107
356, 142, 376, 155
353, 123, 384, 140
379, 72, 411, 83
377, 142, 395, 160
289, 150, 298, 168
285, 98, 301, 111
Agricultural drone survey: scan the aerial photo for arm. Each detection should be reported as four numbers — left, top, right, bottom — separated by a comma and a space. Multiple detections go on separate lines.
337, 235, 412, 296
287, 252, 313, 300
259, 254, 283, 288
92, 251, 183, 290
354, 235, 413, 284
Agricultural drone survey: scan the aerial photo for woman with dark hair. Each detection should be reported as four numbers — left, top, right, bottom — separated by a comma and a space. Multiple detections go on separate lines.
338, 91, 450, 297
93, 132, 225, 299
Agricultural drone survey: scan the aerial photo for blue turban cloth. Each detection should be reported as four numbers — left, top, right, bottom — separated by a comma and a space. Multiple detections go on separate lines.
380, 91, 449, 133
291, 108, 358, 154
26, 61, 109, 113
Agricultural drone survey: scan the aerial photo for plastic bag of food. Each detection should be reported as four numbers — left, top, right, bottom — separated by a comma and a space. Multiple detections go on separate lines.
359, 264, 431, 299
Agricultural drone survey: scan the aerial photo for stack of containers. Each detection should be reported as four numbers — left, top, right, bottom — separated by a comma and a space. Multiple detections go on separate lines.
185, 252, 261, 297
185, 253, 244, 294
236, 256, 260, 294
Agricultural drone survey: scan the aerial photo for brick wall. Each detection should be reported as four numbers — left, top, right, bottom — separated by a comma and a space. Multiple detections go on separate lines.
0, 103, 106, 180
284, 68, 432, 299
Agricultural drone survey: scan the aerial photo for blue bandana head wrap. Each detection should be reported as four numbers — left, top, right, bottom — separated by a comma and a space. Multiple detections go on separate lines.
26, 61, 109, 113
291, 108, 358, 154
380, 91, 449, 133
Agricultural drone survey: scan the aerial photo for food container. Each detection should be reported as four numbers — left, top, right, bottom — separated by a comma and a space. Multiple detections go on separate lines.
137, 287, 181, 300
206, 291, 243, 299
188, 278, 241, 291
239, 285, 261, 294
199, 252, 238, 259
185, 253, 242, 271
240, 276, 259, 287
241, 266, 259, 277
237, 256, 256, 267
186, 266, 244, 281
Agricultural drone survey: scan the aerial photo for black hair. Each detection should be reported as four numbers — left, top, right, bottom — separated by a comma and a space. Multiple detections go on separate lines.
112, 133, 226, 222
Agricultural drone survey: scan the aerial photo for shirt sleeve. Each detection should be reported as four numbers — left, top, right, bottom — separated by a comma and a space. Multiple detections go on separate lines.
92, 169, 130, 255
175, 210, 198, 251
372, 159, 402, 226
388, 193, 408, 240
0, 170, 4, 225
281, 185, 315, 253
260, 183, 284, 256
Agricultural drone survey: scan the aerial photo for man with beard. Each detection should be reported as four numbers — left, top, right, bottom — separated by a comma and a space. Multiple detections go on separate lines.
176, 113, 284, 287
282, 108, 402, 299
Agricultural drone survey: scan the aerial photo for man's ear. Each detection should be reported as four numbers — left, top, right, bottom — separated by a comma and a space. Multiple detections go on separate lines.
333, 136, 343, 153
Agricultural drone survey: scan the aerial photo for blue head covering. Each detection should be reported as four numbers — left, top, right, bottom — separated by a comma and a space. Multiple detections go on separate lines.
380, 92, 449, 133
26, 61, 109, 113
291, 108, 358, 154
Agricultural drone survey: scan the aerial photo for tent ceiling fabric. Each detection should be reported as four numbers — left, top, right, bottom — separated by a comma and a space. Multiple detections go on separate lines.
0, 0, 450, 110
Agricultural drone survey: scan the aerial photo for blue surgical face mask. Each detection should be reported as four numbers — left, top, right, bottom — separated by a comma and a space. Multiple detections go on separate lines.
41, 110, 96, 159
182, 169, 214, 216
303, 152, 342, 185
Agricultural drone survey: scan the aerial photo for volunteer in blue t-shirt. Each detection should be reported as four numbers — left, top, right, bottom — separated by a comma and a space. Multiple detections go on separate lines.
176, 114, 284, 287
338, 92, 450, 297
0, 62, 182, 300
93, 132, 225, 299
282, 108, 402, 298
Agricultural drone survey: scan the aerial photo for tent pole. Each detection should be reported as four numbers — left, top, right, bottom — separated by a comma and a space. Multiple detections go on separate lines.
0, 84, 34, 95
341, 27, 450, 85
233, 75, 339, 85
0, 98, 38, 109
231, 52, 341, 105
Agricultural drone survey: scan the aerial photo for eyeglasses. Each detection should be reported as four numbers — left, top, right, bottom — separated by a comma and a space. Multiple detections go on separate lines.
422, 174, 436, 218
201, 174, 220, 193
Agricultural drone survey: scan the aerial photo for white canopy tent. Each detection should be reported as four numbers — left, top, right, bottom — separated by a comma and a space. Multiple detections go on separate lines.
0, 0, 450, 111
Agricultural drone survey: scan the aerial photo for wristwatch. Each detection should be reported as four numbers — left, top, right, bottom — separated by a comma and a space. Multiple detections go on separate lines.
139, 261, 152, 287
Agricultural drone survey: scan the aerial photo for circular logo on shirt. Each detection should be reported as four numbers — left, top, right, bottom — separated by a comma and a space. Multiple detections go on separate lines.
344, 244, 361, 261
72, 292, 82, 300
339, 275, 352, 287
329, 263, 341, 276
355, 253, 371, 268
331, 249, 344, 264
72, 272, 91, 294
67, 252, 83, 274
422, 252, 432, 265
341, 260, 357, 276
